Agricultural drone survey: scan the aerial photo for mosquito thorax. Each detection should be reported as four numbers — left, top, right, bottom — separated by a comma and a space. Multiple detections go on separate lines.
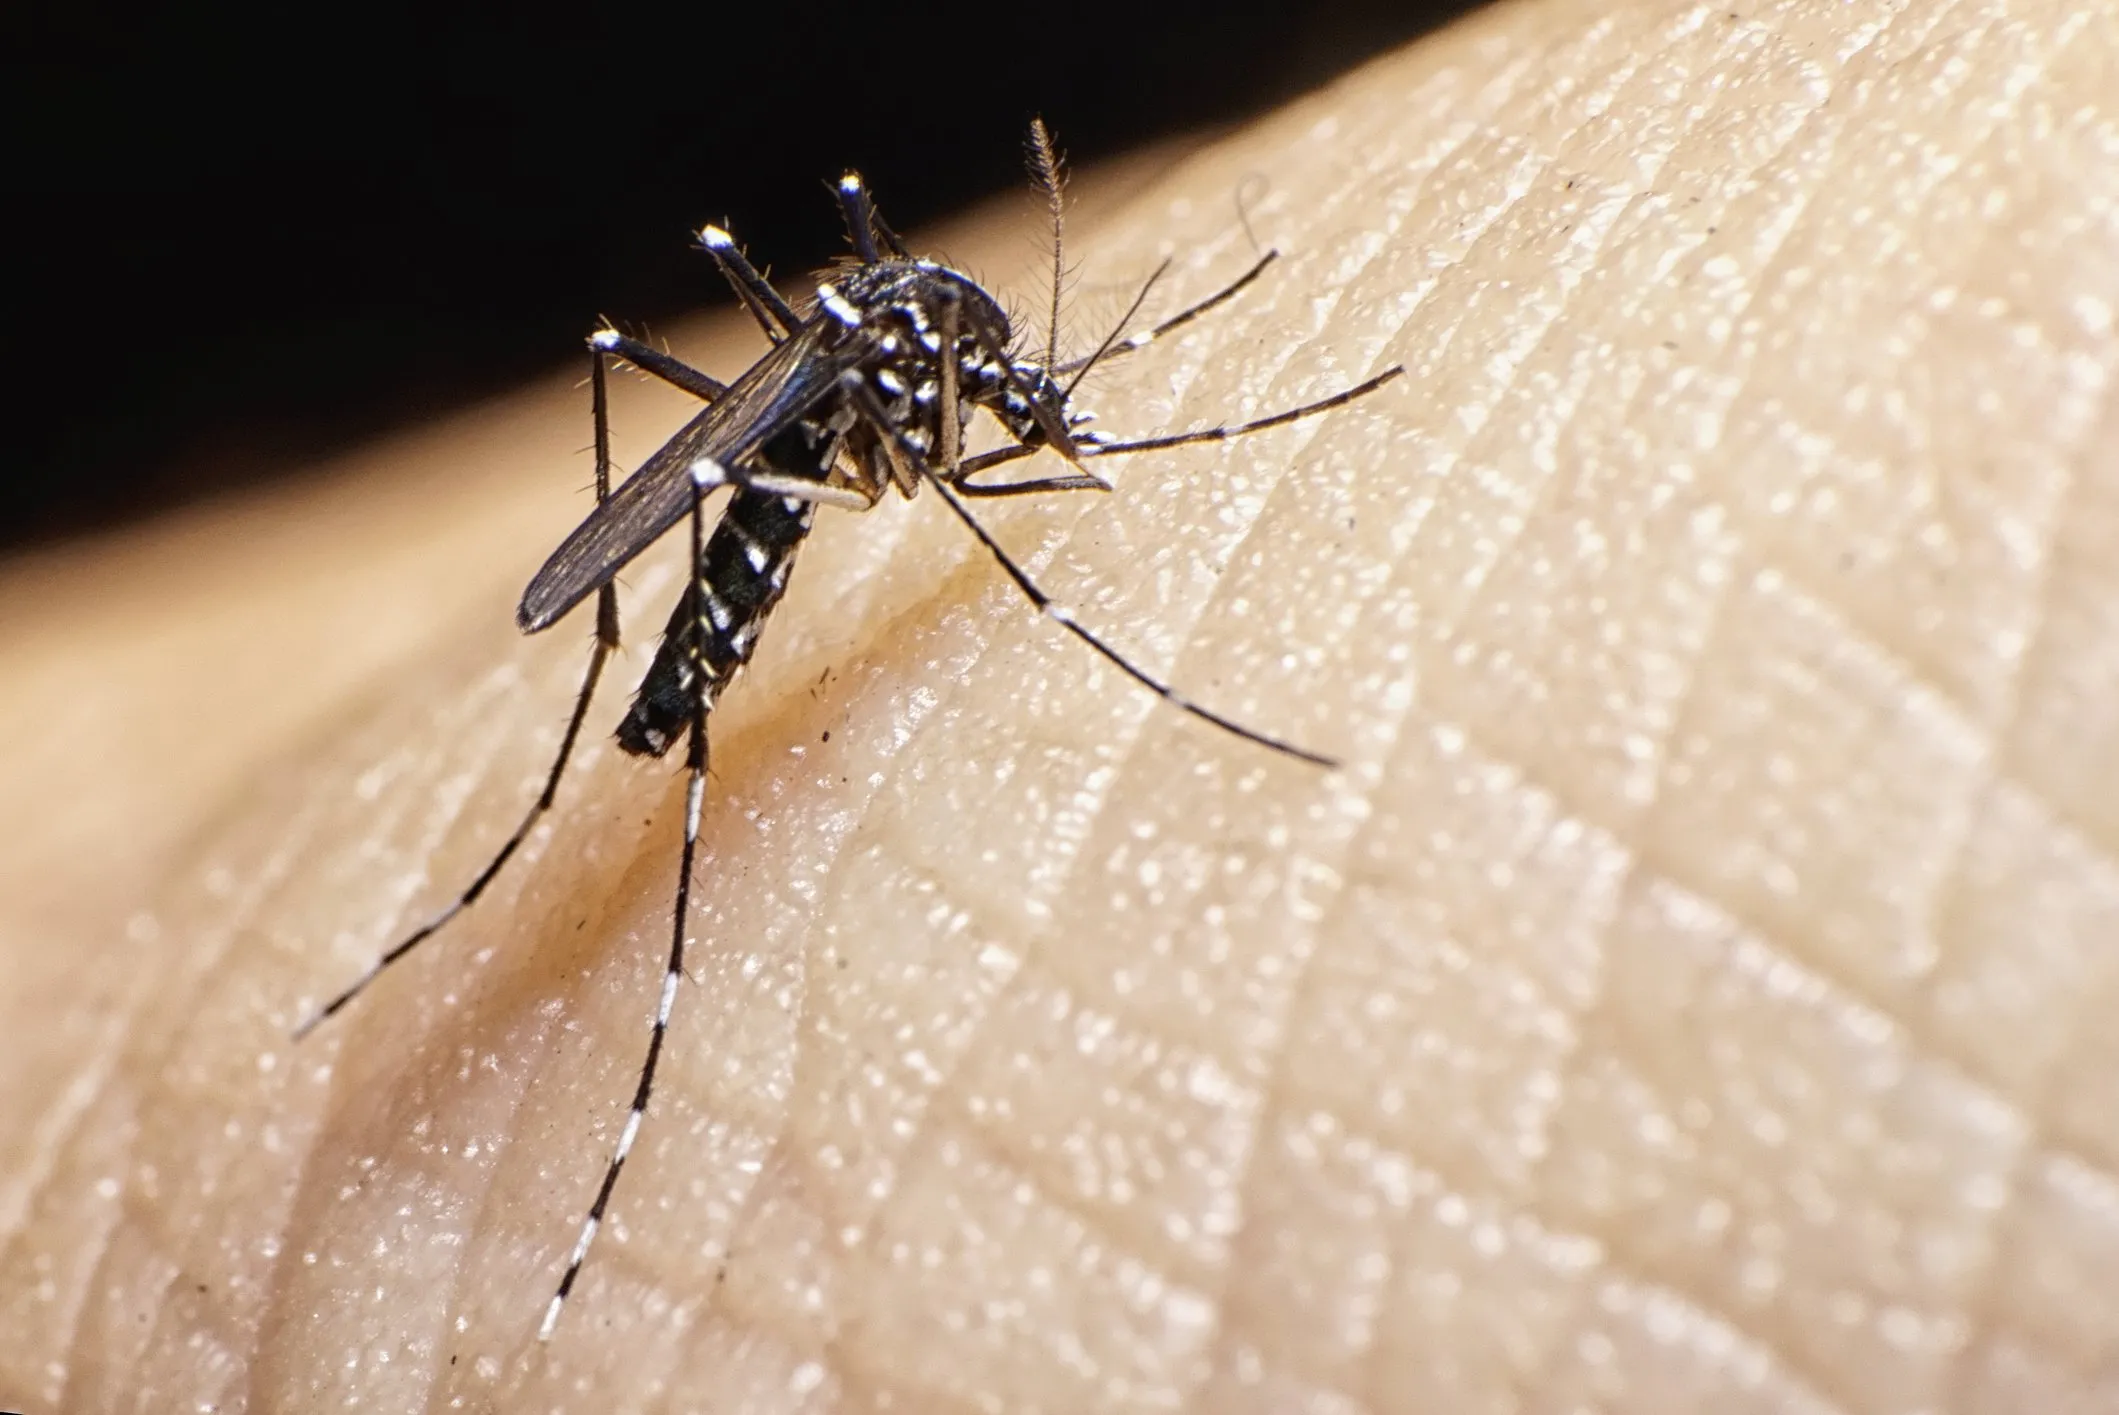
814, 260, 1022, 461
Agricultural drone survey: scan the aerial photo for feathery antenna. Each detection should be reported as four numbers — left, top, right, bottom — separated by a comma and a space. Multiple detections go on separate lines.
1027, 117, 1067, 378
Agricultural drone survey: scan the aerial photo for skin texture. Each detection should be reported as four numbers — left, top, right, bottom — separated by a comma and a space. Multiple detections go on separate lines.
3, 0, 2117, 1408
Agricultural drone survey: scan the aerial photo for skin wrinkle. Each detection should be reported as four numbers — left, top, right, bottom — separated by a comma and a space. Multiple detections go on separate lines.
4, 0, 2119, 1409
1150, 213, 1438, 1369
1942, 317, 2114, 1399
1628, 583, 1979, 989
744, 420, 1211, 1305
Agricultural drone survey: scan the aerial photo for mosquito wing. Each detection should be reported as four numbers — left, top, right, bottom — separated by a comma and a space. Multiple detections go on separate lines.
517, 325, 866, 633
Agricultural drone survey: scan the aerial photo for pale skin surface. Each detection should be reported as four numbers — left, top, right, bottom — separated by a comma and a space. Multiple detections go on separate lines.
2, 0, 2116, 1408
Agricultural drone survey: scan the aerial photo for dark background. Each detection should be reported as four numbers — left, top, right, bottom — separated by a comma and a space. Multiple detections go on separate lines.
15, 2, 1466, 551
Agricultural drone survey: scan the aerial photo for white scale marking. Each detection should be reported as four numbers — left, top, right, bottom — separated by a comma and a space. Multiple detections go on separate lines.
563, 1216, 599, 1268
684, 775, 705, 842
816, 283, 863, 327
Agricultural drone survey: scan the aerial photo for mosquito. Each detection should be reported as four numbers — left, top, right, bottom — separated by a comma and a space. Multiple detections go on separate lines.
296, 120, 1402, 1340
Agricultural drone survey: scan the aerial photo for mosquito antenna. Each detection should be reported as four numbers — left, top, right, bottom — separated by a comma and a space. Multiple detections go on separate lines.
1026, 117, 1068, 379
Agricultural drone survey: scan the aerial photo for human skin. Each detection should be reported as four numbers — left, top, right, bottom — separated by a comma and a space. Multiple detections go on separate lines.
3, 0, 2116, 1408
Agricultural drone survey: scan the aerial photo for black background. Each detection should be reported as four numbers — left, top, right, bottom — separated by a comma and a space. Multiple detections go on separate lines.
15, 2, 1466, 551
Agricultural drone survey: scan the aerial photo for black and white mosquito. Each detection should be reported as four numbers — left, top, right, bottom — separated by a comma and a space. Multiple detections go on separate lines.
296, 121, 1401, 1341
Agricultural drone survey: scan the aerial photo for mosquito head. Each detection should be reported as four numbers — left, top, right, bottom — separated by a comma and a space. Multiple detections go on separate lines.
987, 360, 1106, 456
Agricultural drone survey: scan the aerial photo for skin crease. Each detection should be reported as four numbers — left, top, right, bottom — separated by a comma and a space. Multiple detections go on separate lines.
2, 0, 2117, 1409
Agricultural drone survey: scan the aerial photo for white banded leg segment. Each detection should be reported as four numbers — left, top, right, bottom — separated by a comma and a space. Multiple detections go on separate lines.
699, 225, 802, 339
1019, 578, 1334, 768
541, 413, 724, 1343
839, 366, 1340, 768
590, 329, 731, 403
1051, 250, 1279, 380
291, 337, 632, 1041
689, 455, 873, 512
538, 1214, 596, 1340
1073, 366, 1406, 461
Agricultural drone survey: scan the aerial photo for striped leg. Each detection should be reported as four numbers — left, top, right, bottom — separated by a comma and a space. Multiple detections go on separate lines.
837, 374, 1340, 769
700, 225, 801, 341
1050, 250, 1279, 382
538, 455, 723, 1342
294, 340, 631, 1040
941, 364, 1407, 501
588, 329, 730, 402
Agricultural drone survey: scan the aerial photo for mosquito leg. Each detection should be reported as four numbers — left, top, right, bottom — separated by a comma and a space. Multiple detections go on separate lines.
539, 456, 723, 1343
699, 226, 802, 341
833, 171, 910, 260
294, 345, 629, 1041
929, 474, 1334, 766
937, 292, 963, 477
1078, 366, 1405, 462
1054, 257, 1167, 390
949, 442, 1110, 497
833, 173, 885, 263
687, 458, 876, 512
838, 375, 1338, 768
1052, 251, 1279, 381
947, 360, 1406, 496
589, 330, 729, 402
955, 472, 1112, 498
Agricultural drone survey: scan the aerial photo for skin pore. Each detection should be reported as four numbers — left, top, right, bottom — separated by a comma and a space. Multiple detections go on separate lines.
3, 0, 2115, 1408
